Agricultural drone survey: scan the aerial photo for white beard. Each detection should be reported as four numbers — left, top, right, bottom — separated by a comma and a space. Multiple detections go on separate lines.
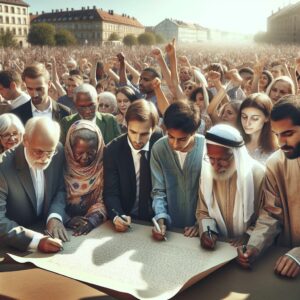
209, 162, 236, 181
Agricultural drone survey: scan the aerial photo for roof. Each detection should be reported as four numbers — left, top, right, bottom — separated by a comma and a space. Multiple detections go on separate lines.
156, 18, 207, 31
268, 2, 300, 20
97, 10, 144, 28
31, 8, 144, 28
0, 0, 29, 7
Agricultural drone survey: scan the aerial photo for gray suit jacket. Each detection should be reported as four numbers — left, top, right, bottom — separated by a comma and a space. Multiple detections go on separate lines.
0, 143, 66, 251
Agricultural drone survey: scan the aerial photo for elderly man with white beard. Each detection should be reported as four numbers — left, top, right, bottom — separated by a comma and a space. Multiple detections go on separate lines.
0, 117, 68, 253
196, 124, 265, 250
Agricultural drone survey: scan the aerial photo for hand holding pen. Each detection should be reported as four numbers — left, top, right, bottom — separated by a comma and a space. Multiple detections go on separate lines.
37, 230, 64, 253
112, 209, 131, 232
152, 218, 167, 241
200, 226, 217, 250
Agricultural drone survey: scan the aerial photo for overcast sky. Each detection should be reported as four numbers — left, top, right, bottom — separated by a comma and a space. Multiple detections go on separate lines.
26, 0, 298, 34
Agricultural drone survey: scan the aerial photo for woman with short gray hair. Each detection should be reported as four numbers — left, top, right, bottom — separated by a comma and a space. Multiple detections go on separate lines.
97, 91, 118, 115
0, 113, 24, 153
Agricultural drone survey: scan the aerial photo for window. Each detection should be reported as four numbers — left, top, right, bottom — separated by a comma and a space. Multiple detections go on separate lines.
18, 18, 21, 24
0, 6, 2, 12
24, 28, 27, 35
6, 17, 9, 24
23, 18, 26, 24
5, 6, 8, 13
18, 28, 22, 35
17, 7, 20, 14
0, 16, 2, 23
11, 7, 15, 13
23, 8, 26, 15
13, 28, 16, 34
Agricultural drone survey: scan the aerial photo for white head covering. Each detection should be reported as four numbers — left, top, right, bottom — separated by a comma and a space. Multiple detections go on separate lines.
201, 124, 255, 237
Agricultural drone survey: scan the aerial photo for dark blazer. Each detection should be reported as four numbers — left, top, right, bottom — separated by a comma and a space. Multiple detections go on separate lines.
103, 129, 163, 221
11, 98, 71, 125
0, 143, 66, 251
60, 112, 121, 145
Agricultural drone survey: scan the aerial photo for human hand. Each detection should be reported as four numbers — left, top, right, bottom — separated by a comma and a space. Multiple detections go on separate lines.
113, 215, 131, 232
117, 52, 125, 64
207, 70, 221, 83
68, 216, 94, 236
236, 245, 259, 269
274, 255, 300, 278
47, 218, 69, 242
165, 38, 176, 56
184, 225, 199, 237
200, 231, 217, 250
38, 236, 63, 253
227, 69, 243, 85
229, 234, 250, 247
150, 48, 163, 59
152, 218, 167, 241
151, 77, 161, 90
178, 56, 190, 67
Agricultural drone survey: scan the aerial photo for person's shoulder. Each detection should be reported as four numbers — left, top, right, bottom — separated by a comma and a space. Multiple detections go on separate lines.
251, 159, 265, 178
265, 150, 284, 168
152, 136, 168, 151
106, 133, 127, 149
54, 100, 71, 115
98, 112, 117, 122
0, 147, 17, 171
62, 113, 78, 124
11, 100, 29, 113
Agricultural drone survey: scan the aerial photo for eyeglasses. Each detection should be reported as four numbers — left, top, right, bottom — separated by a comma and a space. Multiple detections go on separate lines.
31, 149, 58, 158
184, 85, 194, 90
77, 104, 97, 112
203, 153, 234, 167
0, 131, 19, 140
99, 103, 110, 108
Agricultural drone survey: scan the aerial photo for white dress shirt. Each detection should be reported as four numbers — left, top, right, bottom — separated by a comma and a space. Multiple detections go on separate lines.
127, 137, 150, 216
175, 150, 188, 169
31, 100, 52, 119
24, 148, 62, 250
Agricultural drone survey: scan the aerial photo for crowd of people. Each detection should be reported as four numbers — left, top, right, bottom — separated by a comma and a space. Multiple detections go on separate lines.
0, 40, 300, 279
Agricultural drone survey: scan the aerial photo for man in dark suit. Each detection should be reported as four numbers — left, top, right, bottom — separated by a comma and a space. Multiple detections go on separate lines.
11, 63, 70, 125
60, 83, 120, 144
103, 99, 162, 232
0, 117, 68, 253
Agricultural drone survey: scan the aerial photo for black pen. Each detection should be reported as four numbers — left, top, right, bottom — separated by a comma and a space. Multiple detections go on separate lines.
112, 209, 131, 228
207, 226, 213, 240
44, 230, 64, 250
242, 245, 247, 254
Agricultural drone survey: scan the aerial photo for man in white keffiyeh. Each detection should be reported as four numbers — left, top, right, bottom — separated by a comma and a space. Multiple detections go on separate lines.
196, 124, 265, 250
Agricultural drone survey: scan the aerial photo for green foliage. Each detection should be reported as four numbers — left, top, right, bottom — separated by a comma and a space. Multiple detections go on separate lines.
0, 30, 18, 48
123, 34, 138, 47
108, 32, 120, 41
28, 23, 56, 46
137, 32, 155, 46
154, 33, 165, 44
55, 29, 77, 46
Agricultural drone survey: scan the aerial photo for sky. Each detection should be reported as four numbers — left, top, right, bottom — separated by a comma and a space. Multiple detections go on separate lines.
26, 0, 299, 34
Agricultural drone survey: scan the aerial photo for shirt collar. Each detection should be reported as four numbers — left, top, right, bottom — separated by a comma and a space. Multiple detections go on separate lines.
31, 98, 52, 113
127, 136, 150, 155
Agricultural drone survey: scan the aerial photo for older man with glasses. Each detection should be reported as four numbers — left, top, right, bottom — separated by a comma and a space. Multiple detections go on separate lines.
60, 83, 121, 144
196, 124, 265, 250
0, 117, 68, 253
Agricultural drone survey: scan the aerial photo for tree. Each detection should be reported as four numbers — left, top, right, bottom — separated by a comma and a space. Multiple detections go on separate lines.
108, 32, 120, 41
0, 30, 18, 48
123, 34, 138, 47
28, 23, 56, 46
55, 29, 77, 46
154, 33, 165, 44
138, 32, 155, 46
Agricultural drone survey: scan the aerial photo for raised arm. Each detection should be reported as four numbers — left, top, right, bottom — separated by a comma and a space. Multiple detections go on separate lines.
152, 77, 170, 115
50, 57, 66, 97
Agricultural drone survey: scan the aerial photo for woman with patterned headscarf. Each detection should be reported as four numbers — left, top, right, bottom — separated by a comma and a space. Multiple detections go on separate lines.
64, 119, 107, 236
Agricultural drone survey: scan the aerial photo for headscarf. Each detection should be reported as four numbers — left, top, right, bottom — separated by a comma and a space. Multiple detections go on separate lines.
201, 124, 255, 237
64, 119, 106, 219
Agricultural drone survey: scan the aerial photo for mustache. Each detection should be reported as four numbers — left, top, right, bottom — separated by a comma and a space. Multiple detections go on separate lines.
281, 145, 294, 151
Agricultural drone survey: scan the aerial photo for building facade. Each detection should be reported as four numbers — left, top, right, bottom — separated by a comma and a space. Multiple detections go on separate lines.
0, 0, 29, 47
31, 7, 144, 45
267, 2, 300, 43
154, 19, 208, 43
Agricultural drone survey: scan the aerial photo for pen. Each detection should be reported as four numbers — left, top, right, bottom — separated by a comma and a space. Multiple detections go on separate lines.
44, 230, 64, 250
112, 209, 131, 228
152, 217, 167, 241
207, 226, 213, 240
242, 245, 247, 254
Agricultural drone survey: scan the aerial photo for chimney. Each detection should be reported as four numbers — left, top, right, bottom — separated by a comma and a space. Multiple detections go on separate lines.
66, 8, 69, 11
60, 9, 63, 12
52, 9, 54, 13
71, 8, 74, 11
111, 10, 114, 15
56, 9, 59, 12
87, 6, 89, 10
42, 11, 44, 14
82, 7, 85, 10
93, 5, 96, 9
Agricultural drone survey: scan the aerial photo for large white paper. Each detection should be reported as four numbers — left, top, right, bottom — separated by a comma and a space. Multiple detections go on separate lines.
8, 222, 237, 300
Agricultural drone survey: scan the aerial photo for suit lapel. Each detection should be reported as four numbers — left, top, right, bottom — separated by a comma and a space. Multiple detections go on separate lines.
51, 99, 60, 121
43, 163, 53, 217
15, 145, 37, 212
121, 136, 136, 195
